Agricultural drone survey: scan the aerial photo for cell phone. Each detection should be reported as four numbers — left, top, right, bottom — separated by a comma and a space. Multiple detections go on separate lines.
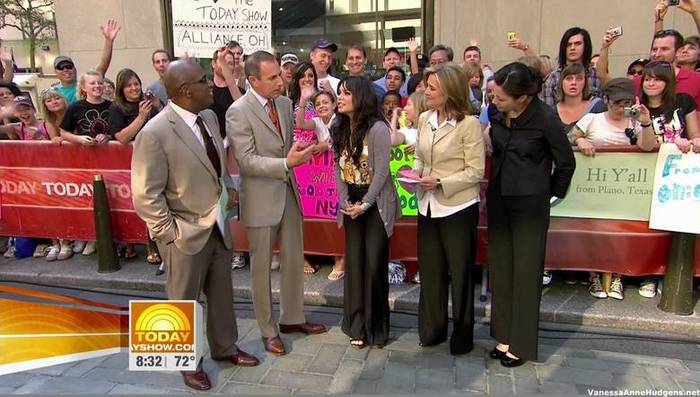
623, 107, 639, 117
507, 32, 517, 41
609, 26, 623, 38
668, 0, 680, 6
144, 90, 154, 101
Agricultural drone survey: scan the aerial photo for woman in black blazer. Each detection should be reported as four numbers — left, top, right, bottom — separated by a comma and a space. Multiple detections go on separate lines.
487, 63, 575, 367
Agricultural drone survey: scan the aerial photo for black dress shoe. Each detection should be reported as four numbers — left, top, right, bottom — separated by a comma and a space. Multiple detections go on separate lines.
489, 347, 508, 360
500, 355, 526, 368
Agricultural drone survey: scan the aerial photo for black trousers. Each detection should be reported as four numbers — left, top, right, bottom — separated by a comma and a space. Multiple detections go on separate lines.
418, 203, 479, 355
341, 186, 390, 346
487, 189, 550, 361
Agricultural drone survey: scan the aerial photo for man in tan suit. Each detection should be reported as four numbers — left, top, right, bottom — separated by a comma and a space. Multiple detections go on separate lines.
227, 51, 327, 355
131, 59, 258, 391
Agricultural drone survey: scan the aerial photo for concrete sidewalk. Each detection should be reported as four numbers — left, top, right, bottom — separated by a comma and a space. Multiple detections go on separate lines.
1, 253, 699, 340
1, 284, 699, 395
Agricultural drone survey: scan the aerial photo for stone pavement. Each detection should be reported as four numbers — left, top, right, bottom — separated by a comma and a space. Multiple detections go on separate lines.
1, 252, 700, 339
1, 283, 699, 395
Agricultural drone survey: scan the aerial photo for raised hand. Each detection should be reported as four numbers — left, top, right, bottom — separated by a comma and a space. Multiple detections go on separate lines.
601, 27, 623, 51
300, 86, 316, 103
679, 0, 698, 14
656, 0, 669, 20
100, 19, 120, 41
407, 37, 418, 53
507, 37, 529, 51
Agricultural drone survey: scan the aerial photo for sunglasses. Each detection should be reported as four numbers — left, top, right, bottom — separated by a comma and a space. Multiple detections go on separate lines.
55, 63, 74, 71
627, 70, 643, 76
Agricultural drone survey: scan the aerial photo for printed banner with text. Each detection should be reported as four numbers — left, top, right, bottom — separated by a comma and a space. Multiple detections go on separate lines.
649, 144, 700, 234
172, 0, 272, 58
0, 142, 147, 242
550, 152, 657, 221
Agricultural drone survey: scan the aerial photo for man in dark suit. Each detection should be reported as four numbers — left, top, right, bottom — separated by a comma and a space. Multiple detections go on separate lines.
227, 51, 327, 356
131, 60, 259, 391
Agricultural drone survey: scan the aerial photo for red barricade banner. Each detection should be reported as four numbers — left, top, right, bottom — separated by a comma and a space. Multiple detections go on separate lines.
1, 142, 698, 275
0, 141, 147, 243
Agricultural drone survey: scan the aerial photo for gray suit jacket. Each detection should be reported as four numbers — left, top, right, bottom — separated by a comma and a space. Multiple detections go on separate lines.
226, 90, 301, 227
334, 121, 401, 237
131, 105, 233, 255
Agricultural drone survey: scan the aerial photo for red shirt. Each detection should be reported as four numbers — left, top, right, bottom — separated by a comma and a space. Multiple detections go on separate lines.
633, 67, 700, 112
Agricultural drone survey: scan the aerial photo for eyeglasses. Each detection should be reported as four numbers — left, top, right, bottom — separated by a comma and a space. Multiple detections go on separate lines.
179, 75, 209, 91
627, 70, 643, 76
624, 127, 637, 145
55, 63, 74, 71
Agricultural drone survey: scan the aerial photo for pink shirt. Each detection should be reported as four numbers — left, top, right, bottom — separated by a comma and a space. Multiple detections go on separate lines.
19, 121, 50, 141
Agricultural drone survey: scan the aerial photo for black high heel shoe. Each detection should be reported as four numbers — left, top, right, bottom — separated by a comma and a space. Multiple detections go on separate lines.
489, 347, 508, 360
500, 354, 526, 368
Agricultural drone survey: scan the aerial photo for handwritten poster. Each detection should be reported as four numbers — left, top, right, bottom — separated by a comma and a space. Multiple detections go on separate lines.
649, 144, 700, 234
172, 0, 272, 58
294, 151, 338, 220
390, 145, 418, 216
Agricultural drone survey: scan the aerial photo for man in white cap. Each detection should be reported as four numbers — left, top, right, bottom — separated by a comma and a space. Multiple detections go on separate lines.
280, 53, 299, 96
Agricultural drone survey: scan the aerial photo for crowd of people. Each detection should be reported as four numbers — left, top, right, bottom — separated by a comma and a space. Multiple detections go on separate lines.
1, 0, 700, 390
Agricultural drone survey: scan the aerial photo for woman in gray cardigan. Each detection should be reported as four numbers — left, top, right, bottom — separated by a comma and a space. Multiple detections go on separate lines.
332, 76, 400, 349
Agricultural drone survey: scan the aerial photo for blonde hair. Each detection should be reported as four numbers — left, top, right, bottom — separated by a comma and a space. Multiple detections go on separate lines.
424, 63, 473, 121
408, 92, 428, 120
463, 63, 484, 88
78, 70, 104, 100
40, 88, 68, 128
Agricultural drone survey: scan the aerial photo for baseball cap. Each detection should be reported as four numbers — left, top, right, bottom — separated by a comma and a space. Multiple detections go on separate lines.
627, 58, 649, 71
311, 38, 338, 52
604, 78, 635, 102
53, 55, 74, 69
281, 53, 299, 66
13, 95, 34, 108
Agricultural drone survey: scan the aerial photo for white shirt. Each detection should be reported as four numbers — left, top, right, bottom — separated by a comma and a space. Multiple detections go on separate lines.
312, 113, 335, 142
418, 111, 479, 218
575, 112, 640, 147
169, 101, 227, 236
318, 75, 340, 95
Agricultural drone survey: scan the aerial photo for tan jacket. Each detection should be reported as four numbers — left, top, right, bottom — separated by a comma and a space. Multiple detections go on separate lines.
413, 112, 485, 206
226, 91, 302, 227
131, 106, 232, 255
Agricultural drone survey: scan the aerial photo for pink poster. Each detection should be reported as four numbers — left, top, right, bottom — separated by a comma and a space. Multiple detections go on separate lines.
293, 150, 338, 220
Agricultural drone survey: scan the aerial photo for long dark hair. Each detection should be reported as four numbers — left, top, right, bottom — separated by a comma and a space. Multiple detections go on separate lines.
114, 68, 143, 115
288, 61, 317, 107
557, 27, 592, 69
331, 76, 383, 165
640, 61, 676, 121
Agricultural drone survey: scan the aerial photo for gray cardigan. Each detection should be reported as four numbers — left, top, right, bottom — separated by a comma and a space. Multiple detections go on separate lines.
334, 120, 401, 237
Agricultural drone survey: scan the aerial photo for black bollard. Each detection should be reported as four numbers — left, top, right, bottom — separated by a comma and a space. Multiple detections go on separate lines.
658, 232, 695, 315
93, 174, 120, 273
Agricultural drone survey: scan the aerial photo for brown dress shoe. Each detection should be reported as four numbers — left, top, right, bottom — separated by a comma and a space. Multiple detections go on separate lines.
181, 369, 211, 391
262, 335, 286, 355
222, 349, 260, 367
279, 322, 327, 335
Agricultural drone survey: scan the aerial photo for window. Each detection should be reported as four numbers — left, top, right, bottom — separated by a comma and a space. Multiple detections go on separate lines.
273, 0, 422, 78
